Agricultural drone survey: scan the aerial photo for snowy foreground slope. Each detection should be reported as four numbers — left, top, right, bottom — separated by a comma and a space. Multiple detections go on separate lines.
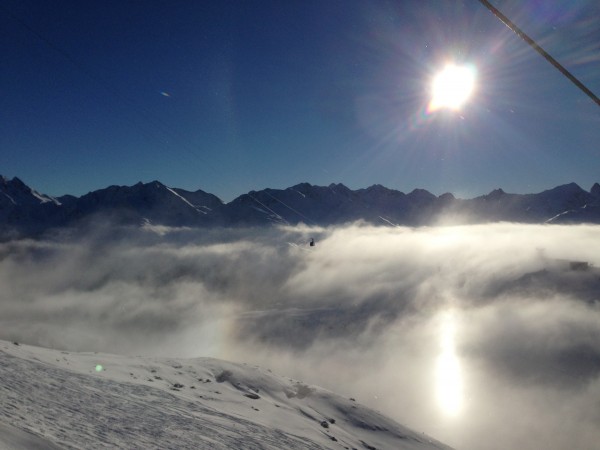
0, 341, 451, 450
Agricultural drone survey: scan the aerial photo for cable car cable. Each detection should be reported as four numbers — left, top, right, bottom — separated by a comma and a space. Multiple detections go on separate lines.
477, 0, 600, 107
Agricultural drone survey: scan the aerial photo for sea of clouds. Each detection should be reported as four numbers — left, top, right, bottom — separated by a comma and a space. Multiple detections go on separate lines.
1, 222, 599, 450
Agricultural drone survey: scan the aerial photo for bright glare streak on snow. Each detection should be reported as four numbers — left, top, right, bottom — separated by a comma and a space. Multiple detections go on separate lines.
436, 311, 463, 417
428, 64, 476, 112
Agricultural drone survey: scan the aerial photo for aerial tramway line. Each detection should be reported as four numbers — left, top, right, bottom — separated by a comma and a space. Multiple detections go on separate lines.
477, 0, 600, 107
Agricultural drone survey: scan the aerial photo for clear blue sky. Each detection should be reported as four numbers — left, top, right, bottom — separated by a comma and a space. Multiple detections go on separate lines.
2, 0, 599, 201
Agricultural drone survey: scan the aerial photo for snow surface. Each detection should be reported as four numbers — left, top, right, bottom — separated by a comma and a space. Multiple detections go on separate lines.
0, 340, 451, 450
165, 186, 208, 214
0, 422, 62, 450
30, 189, 59, 206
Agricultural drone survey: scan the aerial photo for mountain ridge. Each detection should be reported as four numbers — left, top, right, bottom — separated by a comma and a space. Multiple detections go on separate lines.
1, 175, 599, 238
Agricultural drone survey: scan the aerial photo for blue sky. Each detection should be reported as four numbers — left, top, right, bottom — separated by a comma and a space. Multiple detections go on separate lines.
2, 0, 599, 201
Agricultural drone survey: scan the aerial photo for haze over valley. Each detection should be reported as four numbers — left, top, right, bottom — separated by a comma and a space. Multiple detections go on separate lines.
1, 216, 599, 449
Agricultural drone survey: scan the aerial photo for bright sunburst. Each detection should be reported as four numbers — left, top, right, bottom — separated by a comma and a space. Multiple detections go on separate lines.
428, 63, 476, 112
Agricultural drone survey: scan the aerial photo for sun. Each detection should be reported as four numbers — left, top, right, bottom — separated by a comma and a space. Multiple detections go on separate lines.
428, 64, 476, 112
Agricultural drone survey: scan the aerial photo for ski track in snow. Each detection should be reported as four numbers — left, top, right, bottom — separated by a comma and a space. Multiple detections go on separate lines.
0, 342, 451, 450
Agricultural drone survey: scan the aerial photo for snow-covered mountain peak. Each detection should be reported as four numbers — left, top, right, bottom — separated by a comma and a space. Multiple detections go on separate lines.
438, 192, 456, 201
0, 175, 59, 206
542, 182, 584, 196
486, 188, 506, 198
407, 188, 436, 202
131, 180, 166, 190
327, 183, 351, 193
362, 184, 395, 195
290, 182, 314, 192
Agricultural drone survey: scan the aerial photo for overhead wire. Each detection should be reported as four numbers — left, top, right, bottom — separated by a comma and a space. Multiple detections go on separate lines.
476, 0, 600, 107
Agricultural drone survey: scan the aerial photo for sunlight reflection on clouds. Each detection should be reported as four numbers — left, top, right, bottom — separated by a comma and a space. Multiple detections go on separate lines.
436, 310, 463, 417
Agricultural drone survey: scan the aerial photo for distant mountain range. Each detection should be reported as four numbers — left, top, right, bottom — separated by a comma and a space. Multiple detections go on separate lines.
1, 175, 600, 238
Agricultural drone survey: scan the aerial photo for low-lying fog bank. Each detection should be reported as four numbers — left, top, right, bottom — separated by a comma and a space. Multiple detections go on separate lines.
1, 223, 599, 449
